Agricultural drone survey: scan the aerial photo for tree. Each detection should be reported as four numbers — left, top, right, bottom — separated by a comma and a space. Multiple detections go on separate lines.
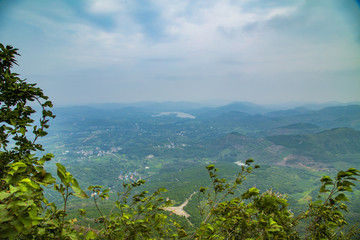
1, 43, 359, 239
191, 161, 299, 240
0, 44, 89, 239
0, 43, 182, 240
303, 169, 360, 239
0, 43, 58, 238
192, 163, 359, 239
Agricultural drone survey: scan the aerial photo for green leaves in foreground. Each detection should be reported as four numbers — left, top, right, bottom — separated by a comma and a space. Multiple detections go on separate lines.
193, 162, 360, 240
86, 180, 187, 239
304, 168, 360, 239
1, 44, 360, 239
0, 43, 56, 238
193, 161, 298, 240
56, 163, 88, 199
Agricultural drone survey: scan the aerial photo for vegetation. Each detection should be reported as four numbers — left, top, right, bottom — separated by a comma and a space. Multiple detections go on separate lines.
267, 128, 360, 162
1, 44, 360, 239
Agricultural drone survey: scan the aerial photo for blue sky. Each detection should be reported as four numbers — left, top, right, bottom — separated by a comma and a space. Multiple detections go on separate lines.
0, 0, 359, 106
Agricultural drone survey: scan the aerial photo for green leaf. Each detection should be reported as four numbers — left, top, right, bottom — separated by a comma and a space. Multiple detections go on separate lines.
70, 178, 88, 198
206, 164, 215, 171
85, 230, 97, 240
56, 163, 69, 186
43, 100, 53, 108
158, 187, 167, 192
0, 191, 12, 200
9, 185, 20, 194
10, 162, 27, 172
245, 159, 254, 165
242, 187, 260, 199
206, 224, 214, 232
19, 127, 26, 135
56, 163, 67, 175
335, 193, 349, 202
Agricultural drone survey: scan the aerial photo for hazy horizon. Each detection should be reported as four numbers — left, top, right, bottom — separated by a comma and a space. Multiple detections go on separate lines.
54, 99, 360, 110
1, 0, 360, 105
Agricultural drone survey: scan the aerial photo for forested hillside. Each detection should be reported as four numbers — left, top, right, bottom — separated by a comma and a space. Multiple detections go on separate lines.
37, 93, 360, 239
1, 44, 360, 239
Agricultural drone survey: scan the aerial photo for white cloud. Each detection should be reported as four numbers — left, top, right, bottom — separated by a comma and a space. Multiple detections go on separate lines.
87, 0, 125, 14
1, 0, 359, 104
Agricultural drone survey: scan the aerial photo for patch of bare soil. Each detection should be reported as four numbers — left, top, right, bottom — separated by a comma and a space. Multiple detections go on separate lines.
162, 192, 196, 218
277, 154, 330, 171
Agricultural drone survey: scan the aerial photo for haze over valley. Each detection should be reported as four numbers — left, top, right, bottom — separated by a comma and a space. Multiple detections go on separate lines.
39, 101, 360, 227
1, 0, 360, 237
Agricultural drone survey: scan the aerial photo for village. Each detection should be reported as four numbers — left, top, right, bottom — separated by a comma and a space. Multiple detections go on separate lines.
60, 146, 123, 159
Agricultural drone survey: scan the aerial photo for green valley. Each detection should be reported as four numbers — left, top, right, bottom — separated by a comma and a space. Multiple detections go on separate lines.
40, 102, 360, 235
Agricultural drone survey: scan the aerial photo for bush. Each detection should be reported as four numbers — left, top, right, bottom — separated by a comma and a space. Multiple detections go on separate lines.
1, 44, 359, 239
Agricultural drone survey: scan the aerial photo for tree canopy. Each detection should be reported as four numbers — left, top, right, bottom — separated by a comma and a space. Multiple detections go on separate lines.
1, 44, 359, 239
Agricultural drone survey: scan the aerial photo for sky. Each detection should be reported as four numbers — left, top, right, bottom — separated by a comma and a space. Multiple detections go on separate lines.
0, 0, 360, 106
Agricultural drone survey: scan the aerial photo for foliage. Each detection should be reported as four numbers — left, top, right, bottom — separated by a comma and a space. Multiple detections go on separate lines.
0, 43, 58, 238
303, 168, 360, 239
266, 128, 360, 163
0, 44, 89, 239
0, 44, 182, 239
85, 182, 187, 239
192, 163, 360, 239
1, 44, 360, 239
192, 160, 299, 240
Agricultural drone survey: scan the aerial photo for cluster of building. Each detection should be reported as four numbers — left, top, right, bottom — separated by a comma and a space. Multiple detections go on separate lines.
154, 143, 187, 149
94, 147, 123, 157
62, 146, 122, 158
118, 171, 141, 181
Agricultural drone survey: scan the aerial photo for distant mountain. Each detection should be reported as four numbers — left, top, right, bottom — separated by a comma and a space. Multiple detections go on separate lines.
210, 132, 281, 164
89, 102, 211, 113
209, 104, 360, 135
141, 101, 210, 112
266, 107, 311, 117
261, 123, 320, 136
216, 102, 270, 114
207, 111, 281, 133
279, 123, 320, 130
200, 104, 360, 136
267, 127, 360, 164
300, 102, 360, 110
283, 105, 360, 130
52, 103, 360, 138
194, 102, 272, 119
